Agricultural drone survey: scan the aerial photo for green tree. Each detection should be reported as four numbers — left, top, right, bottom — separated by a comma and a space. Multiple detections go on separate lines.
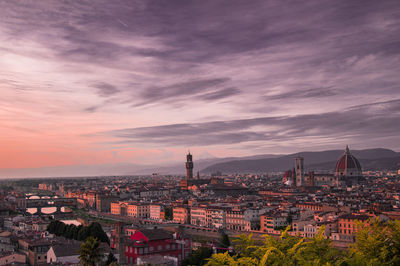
255, 227, 304, 265
74, 225, 83, 239
220, 232, 231, 248
232, 233, 256, 257
164, 207, 173, 220
347, 219, 400, 266
206, 221, 400, 266
65, 224, 78, 239
88, 222, 110, 244
79, 236, 104, 266
78, 225, 90, 241
183, 247, 213, 266
46, 220, 56, 233
206, 252, 236, 266
105, 252, 117, 265
296, 225, 342, 265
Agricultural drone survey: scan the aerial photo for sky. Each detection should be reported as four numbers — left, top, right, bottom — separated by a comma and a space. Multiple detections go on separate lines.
0, 0, 400, 172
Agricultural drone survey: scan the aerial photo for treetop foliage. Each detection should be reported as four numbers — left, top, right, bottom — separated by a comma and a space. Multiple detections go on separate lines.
79, 236, 104, 266
206, 219, 400, 266
47, 220, 109, 244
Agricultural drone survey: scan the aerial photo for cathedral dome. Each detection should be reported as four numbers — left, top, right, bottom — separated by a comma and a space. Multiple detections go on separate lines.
334, 145, 362, 177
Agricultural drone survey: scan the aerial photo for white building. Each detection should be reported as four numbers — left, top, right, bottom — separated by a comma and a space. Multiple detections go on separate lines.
206, 208, 226, 229
47, 243, 81, 265
150, 204, 163, 220
190, 207, 207, 227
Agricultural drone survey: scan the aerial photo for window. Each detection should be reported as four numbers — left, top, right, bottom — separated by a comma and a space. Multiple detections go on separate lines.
158, 245, 162, 251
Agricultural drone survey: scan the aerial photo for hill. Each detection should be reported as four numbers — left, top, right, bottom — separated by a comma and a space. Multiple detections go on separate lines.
201, 148, 399, 174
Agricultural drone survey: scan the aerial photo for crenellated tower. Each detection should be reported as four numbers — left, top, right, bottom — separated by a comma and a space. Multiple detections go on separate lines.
186, 152, 194, 181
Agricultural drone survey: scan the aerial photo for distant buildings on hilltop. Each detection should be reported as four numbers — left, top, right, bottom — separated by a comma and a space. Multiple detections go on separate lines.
283, 145, 364, 188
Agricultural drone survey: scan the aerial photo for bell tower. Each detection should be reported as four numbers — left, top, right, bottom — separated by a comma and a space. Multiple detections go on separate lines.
295, 157, 304, 187
186, 152, 194, 181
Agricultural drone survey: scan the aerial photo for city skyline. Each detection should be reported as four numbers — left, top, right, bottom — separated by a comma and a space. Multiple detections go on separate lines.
1, 0, 400, 173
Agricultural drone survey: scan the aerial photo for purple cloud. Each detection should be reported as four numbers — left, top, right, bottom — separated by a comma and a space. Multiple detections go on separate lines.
1, 0, 400, 167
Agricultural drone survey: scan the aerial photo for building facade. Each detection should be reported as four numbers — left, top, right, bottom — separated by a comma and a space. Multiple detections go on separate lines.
173, 207, 189, 224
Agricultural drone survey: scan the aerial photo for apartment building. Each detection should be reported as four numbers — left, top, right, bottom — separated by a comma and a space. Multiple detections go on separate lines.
226, 207, 251, 231
260, 211, 289, 232
206, 208, 226, 229
111, 201, 129, 216
150, 204, 164, 220
173, 207, 189, 224
338, 214, 370, 235
127, 204, 150, 218
96, 194, 118, 213
190, 207, 207, 227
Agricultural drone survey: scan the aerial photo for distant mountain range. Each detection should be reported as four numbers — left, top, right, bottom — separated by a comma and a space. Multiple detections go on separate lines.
0, 148, 398, 178
0, 153, 281, 178
134, 154, 282, 175
201, 148, 400, 174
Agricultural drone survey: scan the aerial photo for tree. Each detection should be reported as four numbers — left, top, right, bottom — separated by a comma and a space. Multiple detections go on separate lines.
74, 225, 83, 239
79, 236, 104, 266
78, 226, 90, 241
205, 252, 236, 266
232, 233, 256, 257
295, 225, 342, 265
254, 227, 304, 265
220, 232, 231, 248
105, 252, 117, 265
88, 222, 110, 244
183, 247, 213, 266
65, 224, 78, 239
347, 219, 400, 265
164, 207, 173, 220
203, 221, 400, 266
48, 220, 109, 244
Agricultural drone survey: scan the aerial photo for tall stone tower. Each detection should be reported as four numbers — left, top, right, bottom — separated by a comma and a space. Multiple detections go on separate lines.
115, 222, 125, 265
295, 157, 304, 187
186, 152, 194, 181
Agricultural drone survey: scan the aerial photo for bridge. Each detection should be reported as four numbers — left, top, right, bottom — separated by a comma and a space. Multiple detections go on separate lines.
26, 195, 56, 199
25, 198, 77, 215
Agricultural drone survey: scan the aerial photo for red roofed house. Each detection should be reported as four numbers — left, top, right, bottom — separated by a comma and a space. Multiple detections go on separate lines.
120, 228, 191, 265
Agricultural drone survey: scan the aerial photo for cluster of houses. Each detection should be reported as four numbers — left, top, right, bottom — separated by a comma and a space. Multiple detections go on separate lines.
0, 215, 111, 265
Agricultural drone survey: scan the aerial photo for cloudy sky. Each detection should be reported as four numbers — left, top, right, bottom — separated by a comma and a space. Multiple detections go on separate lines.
1, 0, 399, 170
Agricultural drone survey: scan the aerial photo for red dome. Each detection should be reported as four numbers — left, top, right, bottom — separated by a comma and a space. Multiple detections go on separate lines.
334, 145, 362, 177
